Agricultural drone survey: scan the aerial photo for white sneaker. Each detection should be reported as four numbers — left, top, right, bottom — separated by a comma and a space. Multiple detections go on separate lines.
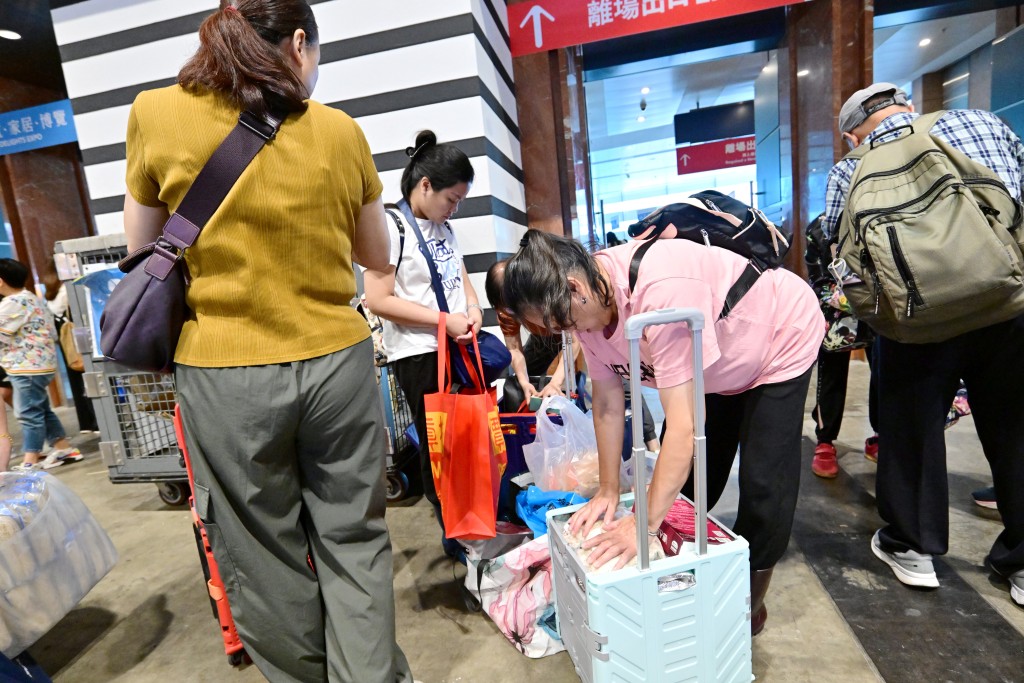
871, 530, 939, 588
1010, 570, 1023, 607
10, 462, 36, 472
40, 451, 66, 470
51, 447, 84, 463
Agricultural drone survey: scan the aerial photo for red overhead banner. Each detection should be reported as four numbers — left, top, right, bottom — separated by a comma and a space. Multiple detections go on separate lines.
676, 135, 756, 175
509, 0, 806, 57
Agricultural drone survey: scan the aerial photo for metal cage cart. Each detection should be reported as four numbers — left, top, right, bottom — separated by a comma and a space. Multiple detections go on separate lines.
54, 235, 189, 506
377, 363, 419, 502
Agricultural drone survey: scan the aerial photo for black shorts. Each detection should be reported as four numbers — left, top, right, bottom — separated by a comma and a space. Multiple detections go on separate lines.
0, 366, 10, 390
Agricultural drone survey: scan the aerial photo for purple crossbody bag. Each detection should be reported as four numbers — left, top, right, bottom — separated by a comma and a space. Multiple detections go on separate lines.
100, 111, 282, 373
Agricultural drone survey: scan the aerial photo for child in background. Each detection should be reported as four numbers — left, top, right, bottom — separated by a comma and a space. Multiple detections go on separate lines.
0, 259, 82, 470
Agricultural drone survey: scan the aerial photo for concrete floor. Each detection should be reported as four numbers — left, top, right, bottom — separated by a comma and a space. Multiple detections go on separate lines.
17, 358, 1024, 682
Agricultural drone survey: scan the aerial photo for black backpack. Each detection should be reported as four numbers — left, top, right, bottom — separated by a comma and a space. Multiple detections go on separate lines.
626, 191, 792, 319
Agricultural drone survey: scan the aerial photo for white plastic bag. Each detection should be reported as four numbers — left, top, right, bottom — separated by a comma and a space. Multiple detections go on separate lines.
529, 396, 599, 495
0, 471, 118, 657
528, 396, 648, 497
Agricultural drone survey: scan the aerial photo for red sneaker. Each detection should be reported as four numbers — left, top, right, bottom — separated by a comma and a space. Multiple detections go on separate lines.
864, 435, 879, 463
812, 442, 839, 478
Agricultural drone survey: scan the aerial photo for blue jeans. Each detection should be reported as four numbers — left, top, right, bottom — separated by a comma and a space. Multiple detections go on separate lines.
10, 373, 66, 453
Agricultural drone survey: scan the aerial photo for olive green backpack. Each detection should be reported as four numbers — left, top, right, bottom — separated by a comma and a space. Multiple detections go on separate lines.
835, 110, 1024, 343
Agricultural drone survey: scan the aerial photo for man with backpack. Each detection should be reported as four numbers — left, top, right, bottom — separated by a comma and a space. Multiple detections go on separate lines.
823, 83, 1024, 607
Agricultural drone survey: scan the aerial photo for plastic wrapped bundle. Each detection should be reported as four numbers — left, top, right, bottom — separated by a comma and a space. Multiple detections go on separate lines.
0, 471, 119, 657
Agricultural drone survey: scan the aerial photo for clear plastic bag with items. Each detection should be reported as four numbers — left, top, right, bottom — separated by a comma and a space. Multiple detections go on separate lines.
523, 395, 636, 498
0, 471, 118, 657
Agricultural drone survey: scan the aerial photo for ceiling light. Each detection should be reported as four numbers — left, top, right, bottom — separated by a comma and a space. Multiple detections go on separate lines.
919, 38, 931, 47
797, 69, 809, 77
636, 115, 646, 123
942, 72, 969, 86
640, 87, 650, 95
0, 30, 21, 40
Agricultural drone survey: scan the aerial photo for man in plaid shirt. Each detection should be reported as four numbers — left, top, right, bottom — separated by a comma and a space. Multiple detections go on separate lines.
824, 83, 1024, 608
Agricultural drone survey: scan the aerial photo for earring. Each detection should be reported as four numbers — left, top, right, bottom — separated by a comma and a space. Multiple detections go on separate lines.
581, 296, 588, 305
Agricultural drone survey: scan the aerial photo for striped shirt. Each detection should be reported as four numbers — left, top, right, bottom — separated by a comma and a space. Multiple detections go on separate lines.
823, 109, 1024, 238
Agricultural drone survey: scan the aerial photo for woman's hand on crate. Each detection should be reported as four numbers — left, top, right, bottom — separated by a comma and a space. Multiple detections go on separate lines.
581, 514, 637, 571
568, 486, 619, 539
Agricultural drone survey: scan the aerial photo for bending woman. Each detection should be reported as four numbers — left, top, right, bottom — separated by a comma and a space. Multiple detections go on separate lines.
362, 130, 478, 559
485, 259, 570, 408
121, 2, 412, 681
502, 231, 823, 635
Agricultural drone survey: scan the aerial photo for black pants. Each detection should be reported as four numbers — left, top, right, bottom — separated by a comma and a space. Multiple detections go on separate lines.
875, 315, 1024, 576
393, 352, 442, 521
54, 318, 98, 432
65, 366, 98, 432
811, 339, 878, 444
680, 368, 812, 570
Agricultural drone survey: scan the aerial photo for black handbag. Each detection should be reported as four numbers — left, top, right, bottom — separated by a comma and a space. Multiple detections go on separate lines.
100, 111, 282, 373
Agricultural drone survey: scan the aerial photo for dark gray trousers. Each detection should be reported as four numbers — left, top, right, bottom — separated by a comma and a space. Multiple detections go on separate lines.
177, 340, 412, 683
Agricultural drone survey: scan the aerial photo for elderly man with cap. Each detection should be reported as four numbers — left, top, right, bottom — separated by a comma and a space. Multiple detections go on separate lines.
823, 83, 1024, 608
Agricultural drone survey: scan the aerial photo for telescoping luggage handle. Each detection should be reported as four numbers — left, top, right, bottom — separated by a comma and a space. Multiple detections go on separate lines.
624, 308, 707, 571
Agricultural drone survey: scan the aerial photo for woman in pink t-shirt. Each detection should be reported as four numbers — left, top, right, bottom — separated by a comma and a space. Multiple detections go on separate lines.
503, 230, 824, 636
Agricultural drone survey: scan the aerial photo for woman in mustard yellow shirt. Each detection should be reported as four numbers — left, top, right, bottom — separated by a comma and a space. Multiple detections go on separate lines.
122, 2, 412, 681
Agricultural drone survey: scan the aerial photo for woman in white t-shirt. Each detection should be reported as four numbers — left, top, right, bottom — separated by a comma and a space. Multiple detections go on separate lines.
502, 230, 824, 636
363, 130, 479, 560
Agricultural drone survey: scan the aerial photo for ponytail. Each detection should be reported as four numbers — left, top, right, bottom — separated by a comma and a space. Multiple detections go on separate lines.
503, 231, 612, 332
178, 0, 318, 119
400, 130, 475, 200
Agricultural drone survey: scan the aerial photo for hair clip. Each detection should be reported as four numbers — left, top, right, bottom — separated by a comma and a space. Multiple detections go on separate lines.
519, 235, 530, 248
406, 142, 429, 159
224, 4, 238, 12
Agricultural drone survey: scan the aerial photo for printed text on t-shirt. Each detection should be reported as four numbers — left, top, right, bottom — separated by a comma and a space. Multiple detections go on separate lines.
608, 361, 656, 382
428, 238, 462, 292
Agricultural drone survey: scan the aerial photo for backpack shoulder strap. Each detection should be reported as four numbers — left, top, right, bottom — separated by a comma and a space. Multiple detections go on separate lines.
628, 238, 761, 320
914, 110, 946, 135
383, 207, 405, 266
628, 239, 657, 296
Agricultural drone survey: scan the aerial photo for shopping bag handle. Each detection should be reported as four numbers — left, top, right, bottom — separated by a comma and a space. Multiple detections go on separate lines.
435, 314, 488, 394
436, 313, 454, 394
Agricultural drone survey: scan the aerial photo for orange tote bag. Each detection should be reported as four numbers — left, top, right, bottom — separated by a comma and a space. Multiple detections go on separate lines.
423, 314, 508, 540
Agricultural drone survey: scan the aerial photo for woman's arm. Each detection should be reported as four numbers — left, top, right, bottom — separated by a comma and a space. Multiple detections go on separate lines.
568, 375, 626, 536
352, 198, 390, 271
580, 380, 697, 570
0, 407, 11, 471
459, 261, 483, 343
123, 194, 169, 252
644, 381, 695, 530
363, 265, 472, 340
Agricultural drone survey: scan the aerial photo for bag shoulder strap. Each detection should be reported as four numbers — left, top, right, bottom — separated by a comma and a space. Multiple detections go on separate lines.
915, 110, 947, 135
383, 206, 406, 267
628, 239, 762, 320
144, 111, 282, 279
397, 198, 449, 313
844, 110, 947, 162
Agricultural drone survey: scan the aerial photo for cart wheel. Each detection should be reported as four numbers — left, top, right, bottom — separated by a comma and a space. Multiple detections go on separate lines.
385, 472, 409, 502
157, 481, 189, 506
227, 651, 245, 667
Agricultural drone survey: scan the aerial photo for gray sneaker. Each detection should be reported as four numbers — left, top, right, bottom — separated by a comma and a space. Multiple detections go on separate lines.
1011, 571, 1023, 607
871, 530, 939, 588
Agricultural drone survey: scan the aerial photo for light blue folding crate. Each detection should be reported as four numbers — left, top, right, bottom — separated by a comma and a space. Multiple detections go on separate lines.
546, 308, 753, 683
